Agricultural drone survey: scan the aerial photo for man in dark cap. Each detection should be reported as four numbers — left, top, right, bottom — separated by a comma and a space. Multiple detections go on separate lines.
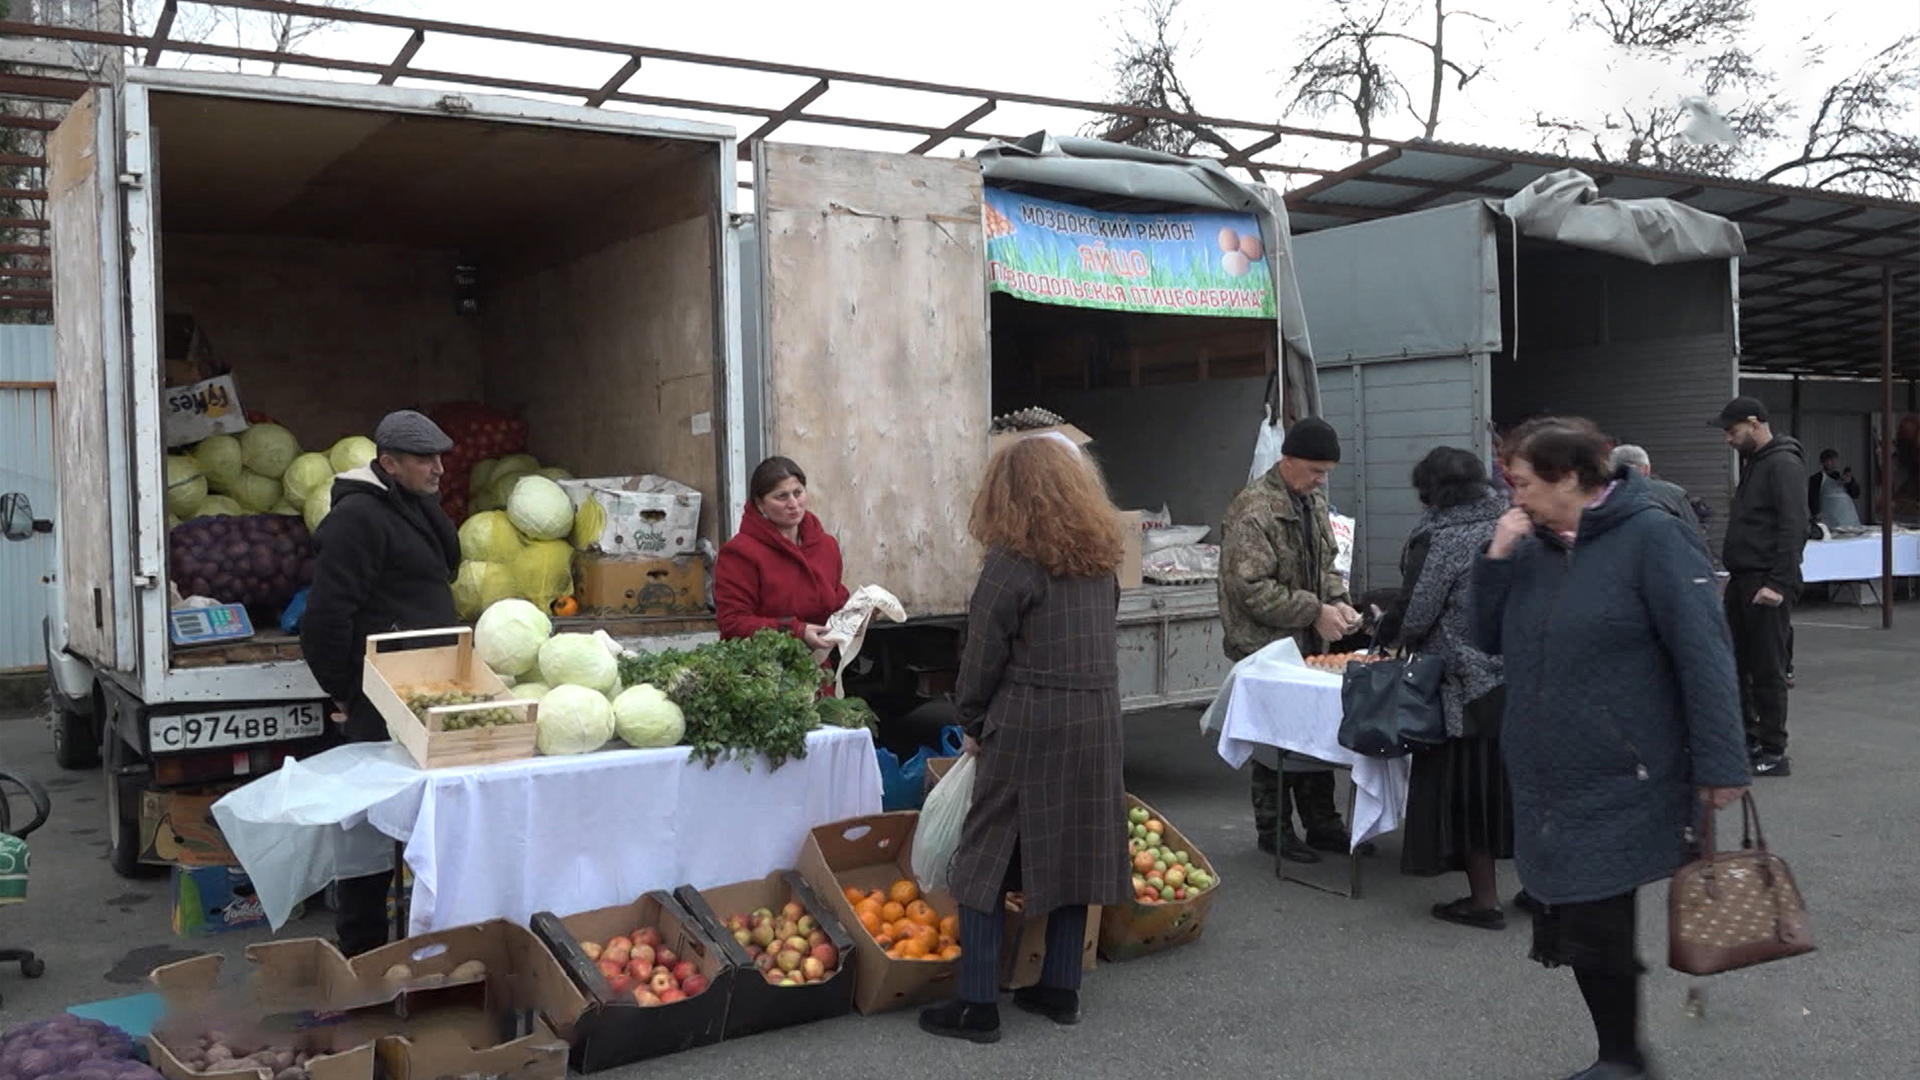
300, 409, 461, 954
1714, 396, 1807, 778
1220, 416, 1362, 863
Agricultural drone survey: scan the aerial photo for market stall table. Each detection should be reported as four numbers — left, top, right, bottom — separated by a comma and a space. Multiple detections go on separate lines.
213, 726, 882, 934
1799, 532, 1920, 583
1202, 640, 1412, 898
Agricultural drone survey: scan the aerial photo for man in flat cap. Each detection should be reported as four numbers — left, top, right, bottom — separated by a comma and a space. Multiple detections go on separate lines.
1715, 395, 1808, 778
300, 409, 460, 954
1219, 417, 1362, 863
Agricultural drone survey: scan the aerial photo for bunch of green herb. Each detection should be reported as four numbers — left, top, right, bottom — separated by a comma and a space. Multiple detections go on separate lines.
617, 630, 831, 771
815, 694, 877, 732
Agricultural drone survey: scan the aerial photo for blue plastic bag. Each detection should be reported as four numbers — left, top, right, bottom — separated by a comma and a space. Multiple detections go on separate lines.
278, 587, 311, 634
876, 724, 965, 811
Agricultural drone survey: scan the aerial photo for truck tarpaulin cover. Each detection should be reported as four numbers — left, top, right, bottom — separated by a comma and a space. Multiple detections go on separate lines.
983, 186, 1277, 318
1498, 169, 1747, 265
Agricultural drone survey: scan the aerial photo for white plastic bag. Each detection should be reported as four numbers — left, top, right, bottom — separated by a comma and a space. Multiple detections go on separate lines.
1249, 404, 1284, 482
911, 753, 976, 893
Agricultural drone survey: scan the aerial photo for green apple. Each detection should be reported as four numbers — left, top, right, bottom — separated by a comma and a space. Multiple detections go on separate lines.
1128, 807, 1150, 825
1160, 886, 1176, 901
1174, 851, 1191, 865
1144, 831, 1162, 847
1153, 860, 1168, 874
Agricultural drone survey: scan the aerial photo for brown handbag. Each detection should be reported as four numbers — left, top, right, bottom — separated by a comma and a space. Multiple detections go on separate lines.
1669, 793, 1815, 975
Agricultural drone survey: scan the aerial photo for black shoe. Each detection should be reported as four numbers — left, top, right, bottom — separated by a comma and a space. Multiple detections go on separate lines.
1256, 831, 1277, 855
1512, 890, 1543, 916
1752, 754, 1792, 777
1430, 897, 1506, 931
1278, 830, 1322, 864
1011, 985, 1080, 1025
1304, 823, 1352, 854
1561, 1060, 1650, 1079
919, 1001, 1002, 1044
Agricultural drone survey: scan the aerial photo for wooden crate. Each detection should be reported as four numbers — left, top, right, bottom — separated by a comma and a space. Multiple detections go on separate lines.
362, 628, 541, 769
1097, 793, 1221, 962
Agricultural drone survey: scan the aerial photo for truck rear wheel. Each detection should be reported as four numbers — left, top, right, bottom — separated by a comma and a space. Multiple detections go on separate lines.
50, 681, 102, 770
102, 719, 163, 880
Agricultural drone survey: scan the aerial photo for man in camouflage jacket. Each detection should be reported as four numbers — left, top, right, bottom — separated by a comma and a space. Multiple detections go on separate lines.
1219, 417, 1361, 863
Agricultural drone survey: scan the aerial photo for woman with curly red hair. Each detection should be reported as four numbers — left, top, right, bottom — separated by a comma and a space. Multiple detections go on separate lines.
919, 435, 1132, 1044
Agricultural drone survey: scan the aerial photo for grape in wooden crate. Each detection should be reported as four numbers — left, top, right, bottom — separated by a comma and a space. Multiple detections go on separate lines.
362, 627, 541, 768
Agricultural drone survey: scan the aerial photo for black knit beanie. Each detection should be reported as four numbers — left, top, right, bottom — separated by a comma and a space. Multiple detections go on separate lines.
1281, 417, 1341, 463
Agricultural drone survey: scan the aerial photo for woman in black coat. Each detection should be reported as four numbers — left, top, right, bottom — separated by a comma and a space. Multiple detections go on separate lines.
1474, 417, 1749, 1080
920, 436, 1131, 1045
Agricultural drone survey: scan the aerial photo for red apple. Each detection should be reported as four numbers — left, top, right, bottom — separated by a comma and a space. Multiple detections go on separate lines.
597, 959, 623, 981
672, 961, 698, 984
797, 915, 817, 935
776, 949, 803, 974
733, 929, 753, 948
725, 914, 749, 933
656, 947, 679, 969
806, 930, 828, 948
625, 959, 650, 981
781, 901, 806, 923
651, 965, 668, 979
635, 928, 664, 950
634, 989, 661, 1007
580, 941, 603, 961
750, 923, 777, 948
681, 974, 709, 997
782, 936, 809, 955
764, 969, 785, 985
746, 944, 763, 960
606, 935, 632, 955
659, 988, 686, 1004
631, 944, 656, 971
749, 907, 774, 925
810, 943, 839, 969
801, 957, 826, 981
649, 971, 675, 994
606, 973, 634, 996
753, 952, 776, 973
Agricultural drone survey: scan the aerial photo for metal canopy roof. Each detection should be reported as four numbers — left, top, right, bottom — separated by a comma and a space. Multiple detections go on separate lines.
1284, 142, 1919, 379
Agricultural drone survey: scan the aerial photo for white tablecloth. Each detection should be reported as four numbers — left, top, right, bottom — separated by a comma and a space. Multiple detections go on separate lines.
1800, 533, 1920, 583
1201, 640, 1411, 847
213, 727, 882, 934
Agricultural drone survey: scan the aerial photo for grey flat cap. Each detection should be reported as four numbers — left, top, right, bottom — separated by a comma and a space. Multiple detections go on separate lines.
374, 409, 454, 455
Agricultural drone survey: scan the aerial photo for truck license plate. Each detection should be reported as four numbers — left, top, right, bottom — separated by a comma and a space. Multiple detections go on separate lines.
149, 704, 325, 752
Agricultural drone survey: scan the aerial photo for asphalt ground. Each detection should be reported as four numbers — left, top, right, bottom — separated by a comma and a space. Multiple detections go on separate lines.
1, 600, 1914, 1078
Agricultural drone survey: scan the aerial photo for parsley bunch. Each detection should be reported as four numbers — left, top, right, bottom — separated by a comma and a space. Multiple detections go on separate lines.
618, 630, 831, 771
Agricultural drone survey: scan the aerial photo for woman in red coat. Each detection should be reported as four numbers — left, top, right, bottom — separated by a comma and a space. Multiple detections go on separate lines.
714, 456, 850, 650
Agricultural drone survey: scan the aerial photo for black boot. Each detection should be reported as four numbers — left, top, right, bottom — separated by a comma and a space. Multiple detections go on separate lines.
1278, 827, 1321, 865
919, 1000, 1002, 1044
1293, 771, 1353, 854
1012, 985, 1080, 1025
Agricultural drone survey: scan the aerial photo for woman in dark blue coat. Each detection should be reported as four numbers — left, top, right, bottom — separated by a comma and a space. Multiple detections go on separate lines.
1473, 417, 1750, 1080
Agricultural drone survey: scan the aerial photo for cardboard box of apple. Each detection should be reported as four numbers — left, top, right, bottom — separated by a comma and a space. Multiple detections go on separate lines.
718, 901, 843, 987
1126, 805, 1216, 904
578, 925, 712, 1006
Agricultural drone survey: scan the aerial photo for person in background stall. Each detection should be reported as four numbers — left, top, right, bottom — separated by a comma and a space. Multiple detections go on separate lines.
1807, 448, 1862, 528
1378, 448, 1514, 930
1475, 416, 1748, 1080
919, 436, 1130, 1044
714, 456, 850, 649
1219, 418, 1362, 864
1715, 396, 1808, 778
301, 409, 461, 957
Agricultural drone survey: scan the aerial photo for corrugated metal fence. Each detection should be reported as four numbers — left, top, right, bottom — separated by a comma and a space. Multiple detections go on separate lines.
1, 324, 56, 672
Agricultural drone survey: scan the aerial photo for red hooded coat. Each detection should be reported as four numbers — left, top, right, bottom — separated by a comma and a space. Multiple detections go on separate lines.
714, 507, 850, 640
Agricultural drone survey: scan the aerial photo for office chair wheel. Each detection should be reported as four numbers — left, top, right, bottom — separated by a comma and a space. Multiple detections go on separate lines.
20, 955, 45, 978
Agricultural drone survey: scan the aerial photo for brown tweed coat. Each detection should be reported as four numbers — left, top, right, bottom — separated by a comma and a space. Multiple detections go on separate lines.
945, 547, 1131, 917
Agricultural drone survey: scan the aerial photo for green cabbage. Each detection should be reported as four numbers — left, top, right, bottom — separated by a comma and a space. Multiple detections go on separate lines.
452, 560, 516, 621
228, 470, 283, 512
303, 483, 333, 533
495, 452, 540, 477
270, 499, 300, 516
283, 452, 335, 504
239, 422, 300, 479
458, 510, 525, 564
474, 598, 551, 677
612, 684, 685, 748
164, 454, 207, 518
507, 475, 574, 541
535, 684, 615, 755
535, 466, 573, 482
328, 435, 377, 473
192, 494, 244, 518
570, 497, 607, 550
193, 434, 244, 492
508, 681, 550, 701
469, 457, 501, 495
511, 539, 574, 612
538, 632, 618, 693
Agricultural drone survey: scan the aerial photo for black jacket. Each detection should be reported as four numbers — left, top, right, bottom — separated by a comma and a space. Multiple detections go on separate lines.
1721, 435, 1810, 594
301, 464, 460, 740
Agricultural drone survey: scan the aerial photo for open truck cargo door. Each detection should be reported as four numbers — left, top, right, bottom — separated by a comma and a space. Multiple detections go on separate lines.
754, 144, 989, 617
49, 89, 142, 673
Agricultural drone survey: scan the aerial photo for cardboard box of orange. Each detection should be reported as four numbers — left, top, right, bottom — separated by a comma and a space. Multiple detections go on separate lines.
530, 890, 731, 1072
1098, 793, 1221, 962
146, 920, 582, 1080
674, 870, 858, 1038
795, 811, 963, 1014
923, 755, 1099, 987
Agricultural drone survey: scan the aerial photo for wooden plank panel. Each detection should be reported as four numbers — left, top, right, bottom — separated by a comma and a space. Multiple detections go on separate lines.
49, 91, 115, 668
761, 144, 987, 616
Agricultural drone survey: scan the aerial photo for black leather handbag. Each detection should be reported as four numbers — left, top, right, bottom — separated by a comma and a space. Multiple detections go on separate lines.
1337, 652, 1448, 757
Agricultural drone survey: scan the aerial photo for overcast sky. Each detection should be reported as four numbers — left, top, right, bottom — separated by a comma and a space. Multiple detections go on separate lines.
175, 0, 1919, 188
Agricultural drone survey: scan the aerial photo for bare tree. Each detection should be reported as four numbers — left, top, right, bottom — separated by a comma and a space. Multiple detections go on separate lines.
1758, 34, 1920, 198
1576, 0, 1752, 51
1284, 0, 1488, 154
125, 0, 361, 74
1086, 0, 1235, 157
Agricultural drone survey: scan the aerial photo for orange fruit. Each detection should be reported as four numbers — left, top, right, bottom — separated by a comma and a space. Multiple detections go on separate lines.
939, 945, 963, 961
874, 934, 894, 950
939, 915, 960, 940
866, 889, 886, 905
886, 944, 904, 959
855, 897, 883, 920
843, 885, 865, 905
858, 910, 882, 935
889, 880, 920, 905
911, 924, 940, 952
898, 938, 928, 958
905, 900, 937, 927
880, 901, 906, 923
